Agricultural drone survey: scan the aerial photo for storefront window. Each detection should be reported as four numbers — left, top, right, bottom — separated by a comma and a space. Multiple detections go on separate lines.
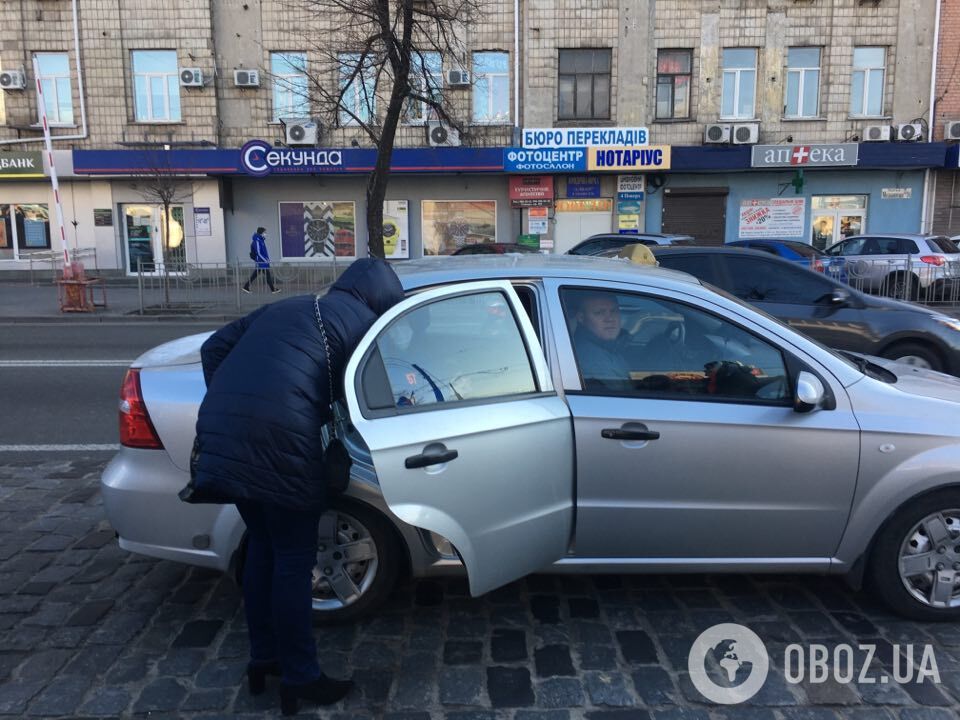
279, 201, 356, 258
422, 200, 497, 255
811, 195, 867, 250
0, 204, 50, 260
0, 205, 12, 260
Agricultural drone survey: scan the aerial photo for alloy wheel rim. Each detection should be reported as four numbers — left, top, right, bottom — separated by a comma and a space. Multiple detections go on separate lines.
898, 509, 960, 609
311, 510, 379, 611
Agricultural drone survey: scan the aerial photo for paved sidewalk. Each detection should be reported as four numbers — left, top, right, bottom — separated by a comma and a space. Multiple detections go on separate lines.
1, 456, 959, 719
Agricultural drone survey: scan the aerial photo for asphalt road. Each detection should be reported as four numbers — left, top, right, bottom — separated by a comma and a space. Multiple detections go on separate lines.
0, 322, 223, 457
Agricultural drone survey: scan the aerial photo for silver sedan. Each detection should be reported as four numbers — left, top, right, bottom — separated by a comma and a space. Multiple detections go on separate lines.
102, 255, 960, 622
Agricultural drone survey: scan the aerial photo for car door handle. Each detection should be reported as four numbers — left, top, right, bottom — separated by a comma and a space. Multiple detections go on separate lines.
601, 427, 660, 441
405, 448, 459, 469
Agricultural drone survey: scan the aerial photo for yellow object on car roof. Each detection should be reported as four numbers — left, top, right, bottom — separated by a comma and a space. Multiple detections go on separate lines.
617, 243, 659, 266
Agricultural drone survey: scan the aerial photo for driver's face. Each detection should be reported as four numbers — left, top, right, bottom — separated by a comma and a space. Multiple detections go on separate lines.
578, 296, 621, 341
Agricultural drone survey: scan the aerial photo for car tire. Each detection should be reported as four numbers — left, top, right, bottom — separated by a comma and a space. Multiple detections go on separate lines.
234, 499, 404, 625
868, 490, 960, 621
883, 272, 920, 301
879, 341, 944, 373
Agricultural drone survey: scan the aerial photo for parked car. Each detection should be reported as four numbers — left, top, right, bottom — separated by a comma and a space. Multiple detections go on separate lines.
823, 234, 960, 300
452, 242, 539, 255
650, 246, 960, 375
103, 254, 960, 622
726, 239, 829, 272
568, 232, 695, 256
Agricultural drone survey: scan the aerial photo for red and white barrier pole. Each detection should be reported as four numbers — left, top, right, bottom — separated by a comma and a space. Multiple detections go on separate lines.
33, 57, 73, 277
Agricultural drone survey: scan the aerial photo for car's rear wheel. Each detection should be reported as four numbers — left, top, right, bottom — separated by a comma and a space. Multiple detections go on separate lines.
868, 490, 960, 620
879, 341, 943, 373
883, 272, 920, 301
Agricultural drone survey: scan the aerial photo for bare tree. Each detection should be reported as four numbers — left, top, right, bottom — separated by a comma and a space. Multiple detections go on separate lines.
278, 0, 480, 257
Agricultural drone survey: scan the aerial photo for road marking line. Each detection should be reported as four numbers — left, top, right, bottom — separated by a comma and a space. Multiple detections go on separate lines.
0, 360, 132, 368
0, 444, 121, 452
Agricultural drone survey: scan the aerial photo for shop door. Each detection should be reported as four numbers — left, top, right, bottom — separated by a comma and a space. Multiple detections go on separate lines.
661, 189, 728, 245
124, 204, 186, 275
553, 204, 613, 254
810, 196, 867, 251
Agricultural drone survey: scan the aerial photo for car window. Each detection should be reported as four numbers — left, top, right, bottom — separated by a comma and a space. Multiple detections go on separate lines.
781, 242, 821, 258
928, 237, 960, 254
751, 245, 780, 256
369, 291, 538, 409
571, 239, 609, 255
560, 287, 790, 404
720, 256, 835, 305
896, 239, 919, 254
834, 238, 866, 256
654, 253, 720, 284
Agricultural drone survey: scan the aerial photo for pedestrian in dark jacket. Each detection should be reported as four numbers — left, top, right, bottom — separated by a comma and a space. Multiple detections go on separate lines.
243, 226, 279, 294
189, 258, 404, 715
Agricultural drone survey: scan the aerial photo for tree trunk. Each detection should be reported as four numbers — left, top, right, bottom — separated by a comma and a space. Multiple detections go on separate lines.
162, 201, 171, 306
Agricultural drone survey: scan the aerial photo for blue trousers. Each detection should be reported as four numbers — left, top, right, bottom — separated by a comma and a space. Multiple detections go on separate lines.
236, 501, 322, 685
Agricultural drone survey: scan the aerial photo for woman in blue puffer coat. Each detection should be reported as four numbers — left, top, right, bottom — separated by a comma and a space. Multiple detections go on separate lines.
188, 258, 404, 715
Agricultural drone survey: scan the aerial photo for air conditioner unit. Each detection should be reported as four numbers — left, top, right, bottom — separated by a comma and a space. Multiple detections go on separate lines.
732, 123, 759, 145
703, 124, 731, 144
945, 121, 960, 141
233, 69, 260, 88
179, 68, 203, 87
284, 119, 319, 145
427, 121, 460, 147
446, 69, 470, 87
863, 124, 892, 142
0, 70, 26, 91
896, 122, 923, 142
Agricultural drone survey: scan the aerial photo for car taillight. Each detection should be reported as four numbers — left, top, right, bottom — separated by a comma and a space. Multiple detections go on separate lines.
119, 369, 163, 449
920, 255, 946, 266
812, 258, 824, 273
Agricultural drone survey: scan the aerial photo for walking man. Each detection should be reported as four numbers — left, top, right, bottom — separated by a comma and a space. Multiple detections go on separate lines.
243, 226, 280, 294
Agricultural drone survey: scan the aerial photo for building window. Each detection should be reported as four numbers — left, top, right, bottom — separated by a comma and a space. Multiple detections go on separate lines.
655, 49, 691, 120
721, 48, 756, 120
422, 200, 497, 254
271, 52, 309, 121
851, 47, 885, 117
132, 50, 180, 122
339, 53, 376, 126
558, 49, 612, 121
35, 53, 73, 125
404, 52, 442, 124
472, 52, 510, 124
784, 47, 820, 118
0, 204, 51, 261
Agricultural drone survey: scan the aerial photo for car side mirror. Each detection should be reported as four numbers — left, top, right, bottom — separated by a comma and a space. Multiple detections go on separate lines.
794, 371, 825, 413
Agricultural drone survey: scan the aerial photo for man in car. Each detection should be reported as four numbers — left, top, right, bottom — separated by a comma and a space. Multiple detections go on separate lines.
570, 292, 633, 392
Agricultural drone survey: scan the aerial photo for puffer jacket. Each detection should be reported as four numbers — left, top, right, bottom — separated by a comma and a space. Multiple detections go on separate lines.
188, 258, 404, 510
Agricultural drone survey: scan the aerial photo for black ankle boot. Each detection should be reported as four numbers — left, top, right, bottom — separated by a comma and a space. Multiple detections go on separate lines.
279, 674, 354, 715
246, 661, 281, 695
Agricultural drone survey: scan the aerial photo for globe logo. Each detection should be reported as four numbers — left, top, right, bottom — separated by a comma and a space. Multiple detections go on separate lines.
687, 623, 769, 704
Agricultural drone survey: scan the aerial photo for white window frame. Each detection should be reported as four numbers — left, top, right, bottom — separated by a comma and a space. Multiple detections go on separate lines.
132, 50, 180, 123
403, 52, 443, 125
34, 53, 73, 126
472, 51, 510, 125
339, 53, 376, 126
850, 47, 886, 118
271, 52, 309, 122
720, 48, 756, 120
784, 47, 821, 119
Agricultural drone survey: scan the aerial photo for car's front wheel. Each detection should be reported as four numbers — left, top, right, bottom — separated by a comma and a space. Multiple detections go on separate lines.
880, 341, 943, 373
869, 490, 960, 620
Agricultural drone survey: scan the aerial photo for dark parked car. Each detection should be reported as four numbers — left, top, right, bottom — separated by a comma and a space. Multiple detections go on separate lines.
568, 233, 695, 256
651, 246, 960, 375
452, 243, 539, 255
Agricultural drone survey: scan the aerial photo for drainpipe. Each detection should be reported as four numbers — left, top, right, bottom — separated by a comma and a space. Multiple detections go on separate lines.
0, 0, 89, 146
920, 0, 942, 233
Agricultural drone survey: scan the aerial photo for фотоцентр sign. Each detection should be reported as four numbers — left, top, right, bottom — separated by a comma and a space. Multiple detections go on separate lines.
751, 144, 859, 168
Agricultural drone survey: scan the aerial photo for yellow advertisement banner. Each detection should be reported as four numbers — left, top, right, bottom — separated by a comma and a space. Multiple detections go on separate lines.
555, 199, 613, 213
588, 145, 671, 172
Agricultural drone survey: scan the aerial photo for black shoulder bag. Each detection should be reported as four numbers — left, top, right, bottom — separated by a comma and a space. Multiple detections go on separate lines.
314, 294, 352, 496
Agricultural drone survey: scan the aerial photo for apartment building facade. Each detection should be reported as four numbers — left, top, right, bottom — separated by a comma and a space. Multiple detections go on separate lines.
0, 0, 947, 274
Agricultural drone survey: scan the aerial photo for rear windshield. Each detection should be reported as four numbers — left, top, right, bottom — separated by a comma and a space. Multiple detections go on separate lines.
929, 237, 960, 254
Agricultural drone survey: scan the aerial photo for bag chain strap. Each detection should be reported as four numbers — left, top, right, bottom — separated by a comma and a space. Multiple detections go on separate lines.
314, 294, 340, 440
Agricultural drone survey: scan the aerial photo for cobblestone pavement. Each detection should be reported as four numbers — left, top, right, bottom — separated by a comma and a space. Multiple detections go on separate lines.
2, 457, 959, 719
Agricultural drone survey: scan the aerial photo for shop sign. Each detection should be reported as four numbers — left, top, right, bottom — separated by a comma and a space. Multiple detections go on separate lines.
0, 151, 43, 178
241, 140, 343, 177
751, 144, 858, 168
556, 199, 613, 213
617, 200, 643, 214
528, 206, 549, 234
881, 188, 912, 199
194, 207, 212, 236
587, 146, 671, 172
503, 147, 587, 173
509, 176, 554, 207
521, 127, 648, 149
738, 198, 806, 239
618, 214, 640, 234
93, 209, 113, 227
566, 176, 601, 198
617, 175, 645, 194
